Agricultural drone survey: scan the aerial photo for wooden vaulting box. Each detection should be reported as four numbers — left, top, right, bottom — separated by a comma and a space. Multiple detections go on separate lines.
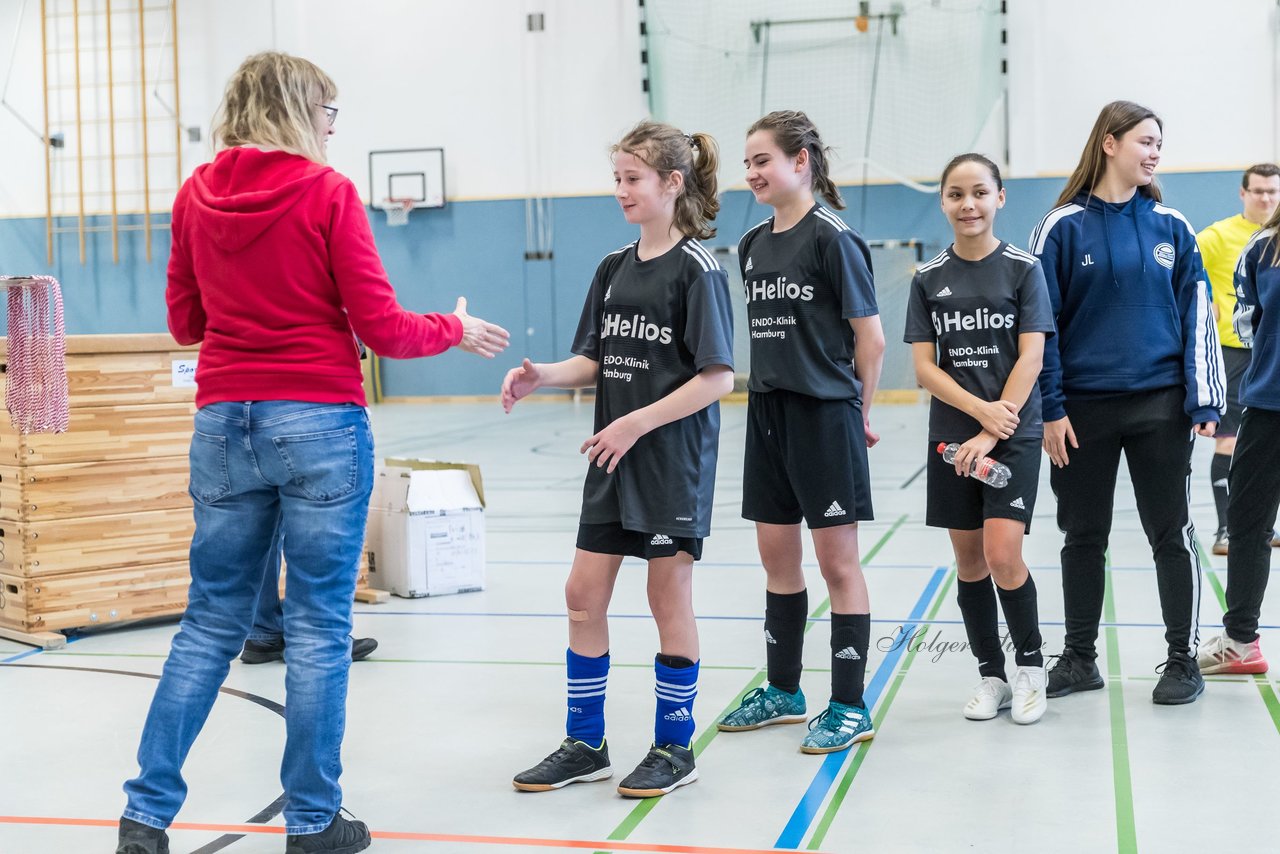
0, 334, 198, 643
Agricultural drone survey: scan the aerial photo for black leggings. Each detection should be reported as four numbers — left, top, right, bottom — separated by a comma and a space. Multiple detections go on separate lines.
1050, 387, 1202, 658
1223, 407, 1280, 643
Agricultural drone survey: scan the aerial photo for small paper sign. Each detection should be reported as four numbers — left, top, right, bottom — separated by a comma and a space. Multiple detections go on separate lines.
172, 359, 198, 387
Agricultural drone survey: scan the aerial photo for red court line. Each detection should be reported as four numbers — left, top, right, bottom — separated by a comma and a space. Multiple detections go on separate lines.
0, 815, 828, 854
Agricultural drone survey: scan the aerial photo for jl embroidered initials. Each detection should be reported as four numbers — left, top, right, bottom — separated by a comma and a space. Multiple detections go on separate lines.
1080, 254, 1094, 267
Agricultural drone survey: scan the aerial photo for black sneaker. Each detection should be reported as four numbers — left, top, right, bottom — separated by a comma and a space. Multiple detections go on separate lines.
1152, 653, 1204, 705
240, 638, 286, 664
1046, 647, 1105, 698
616, 743, 698, 798
351, 637, 378, 662
513, 738, 612, 791
241, 637, 378, 664
285, 811, 371, 854
1213, 528, 1229, 556
116, 817, 169, 854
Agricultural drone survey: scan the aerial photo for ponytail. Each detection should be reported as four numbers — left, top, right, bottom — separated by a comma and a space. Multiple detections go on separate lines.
613, 122, 720, 239
748, 110, 844, 210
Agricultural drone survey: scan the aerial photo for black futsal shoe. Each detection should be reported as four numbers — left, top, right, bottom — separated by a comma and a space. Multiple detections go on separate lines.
616, 743, 698, 798
513, 738, 613, 791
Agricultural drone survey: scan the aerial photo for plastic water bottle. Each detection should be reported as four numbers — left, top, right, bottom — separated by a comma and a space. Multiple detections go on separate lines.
936, 442, 1011, 488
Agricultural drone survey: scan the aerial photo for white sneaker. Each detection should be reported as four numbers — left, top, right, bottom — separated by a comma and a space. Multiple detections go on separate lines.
964, 675, 1012, 720
1198, 633, 1268, 675
1011, 665, 1047, 725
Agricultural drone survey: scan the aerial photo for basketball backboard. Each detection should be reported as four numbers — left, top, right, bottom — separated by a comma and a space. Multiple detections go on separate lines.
369, 147, 446, 211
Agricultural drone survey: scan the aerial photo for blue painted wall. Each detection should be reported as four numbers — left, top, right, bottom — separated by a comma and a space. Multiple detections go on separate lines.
0, 169, 1248, 395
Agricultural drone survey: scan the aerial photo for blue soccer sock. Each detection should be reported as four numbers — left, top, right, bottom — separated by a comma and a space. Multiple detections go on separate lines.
566, 647, 609, 746
653, 653, 699, 747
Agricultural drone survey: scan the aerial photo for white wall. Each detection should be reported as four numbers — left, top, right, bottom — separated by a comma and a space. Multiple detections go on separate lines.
4, 0, 1279, 220
1007, 0, 1278, 177
0, 0, 646, 217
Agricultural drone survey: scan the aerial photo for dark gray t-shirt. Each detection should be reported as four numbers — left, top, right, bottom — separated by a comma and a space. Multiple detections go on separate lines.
738, 205, 879, 401
903, 242, 1056, 441
572, 237, 735, 538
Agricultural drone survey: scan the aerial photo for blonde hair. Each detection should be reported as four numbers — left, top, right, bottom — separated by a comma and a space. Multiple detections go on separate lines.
211, 51, 337, 164
748, 111, 844, 210
1056, 100, 1163, 208
612, 121, 720, 240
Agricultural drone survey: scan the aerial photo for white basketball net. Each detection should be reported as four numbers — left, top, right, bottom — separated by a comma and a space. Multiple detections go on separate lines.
383, 198, 412, 227
1, 275, 69, 434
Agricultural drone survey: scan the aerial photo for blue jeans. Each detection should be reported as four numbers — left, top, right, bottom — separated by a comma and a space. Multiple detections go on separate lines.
123, 401, 374, 834
249, 531, 285, 642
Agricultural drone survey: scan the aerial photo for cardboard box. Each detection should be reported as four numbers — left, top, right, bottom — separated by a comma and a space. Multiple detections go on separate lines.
366, 459, 485, 598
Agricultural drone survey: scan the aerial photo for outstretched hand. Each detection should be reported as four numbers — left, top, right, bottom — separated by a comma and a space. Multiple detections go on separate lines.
453, 297, 510, 359
501, 358, 541, 413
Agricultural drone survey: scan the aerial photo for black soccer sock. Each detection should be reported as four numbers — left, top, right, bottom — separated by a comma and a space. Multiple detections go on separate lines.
1211, 452, 1232, 532
830, 612, 870, 707
957, 577, 1006, 680
765, 589, 808, 694
996, 575, 1044, 668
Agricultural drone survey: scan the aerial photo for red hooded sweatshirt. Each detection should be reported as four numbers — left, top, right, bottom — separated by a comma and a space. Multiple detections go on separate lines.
167, 147, 463, 407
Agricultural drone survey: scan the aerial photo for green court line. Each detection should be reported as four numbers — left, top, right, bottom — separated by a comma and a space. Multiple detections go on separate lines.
597, 671, 767, 853
805, 514, 907, 628
1204, 568, 1280, 738
38, 651, 825, 671
805, 568, 956, 850
600, 514, 908, 851
1103, 559, 1138, 854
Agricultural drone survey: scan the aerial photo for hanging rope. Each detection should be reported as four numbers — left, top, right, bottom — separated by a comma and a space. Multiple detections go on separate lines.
1, 275, 69, 434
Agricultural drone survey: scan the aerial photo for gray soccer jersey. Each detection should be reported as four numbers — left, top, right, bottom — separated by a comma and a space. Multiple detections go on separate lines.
738, 205, 879, 401
903, 242, 1056, 441
572, 237, 735, 538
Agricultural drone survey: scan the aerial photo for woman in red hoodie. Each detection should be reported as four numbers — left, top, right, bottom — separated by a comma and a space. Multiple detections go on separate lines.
117, 52, 508, 854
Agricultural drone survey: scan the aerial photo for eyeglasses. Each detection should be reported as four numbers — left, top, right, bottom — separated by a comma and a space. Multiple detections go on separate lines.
316, 104, 338, 127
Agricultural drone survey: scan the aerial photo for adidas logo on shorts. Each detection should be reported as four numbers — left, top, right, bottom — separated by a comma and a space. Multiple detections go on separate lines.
650, 533, 674, 545
824, 501, 846, 518
745, 256, 754, 272
936, 286, 953, 297
663, 706, 693, 722
835, 646, 861, 660
764, 629, 777, 645
1010, 496, 1026, 510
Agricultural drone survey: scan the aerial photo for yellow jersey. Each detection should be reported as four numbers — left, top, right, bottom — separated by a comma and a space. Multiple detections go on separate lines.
1197, 213, 1259, 349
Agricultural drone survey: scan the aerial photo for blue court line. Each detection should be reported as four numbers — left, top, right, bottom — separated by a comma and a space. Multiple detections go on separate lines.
1, 636, 77, 664
773, 566, 947, 850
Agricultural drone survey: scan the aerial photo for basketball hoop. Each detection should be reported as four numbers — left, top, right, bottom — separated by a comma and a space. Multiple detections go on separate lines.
382, 197, 414, 227
0, 275, 69, 434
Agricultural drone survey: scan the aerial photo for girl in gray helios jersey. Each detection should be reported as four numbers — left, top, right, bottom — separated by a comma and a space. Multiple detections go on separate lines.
904, 152, 1053, 726
503, 121, 733, 799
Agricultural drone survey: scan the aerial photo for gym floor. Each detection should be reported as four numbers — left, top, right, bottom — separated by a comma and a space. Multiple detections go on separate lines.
2, 399, 1277, 853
